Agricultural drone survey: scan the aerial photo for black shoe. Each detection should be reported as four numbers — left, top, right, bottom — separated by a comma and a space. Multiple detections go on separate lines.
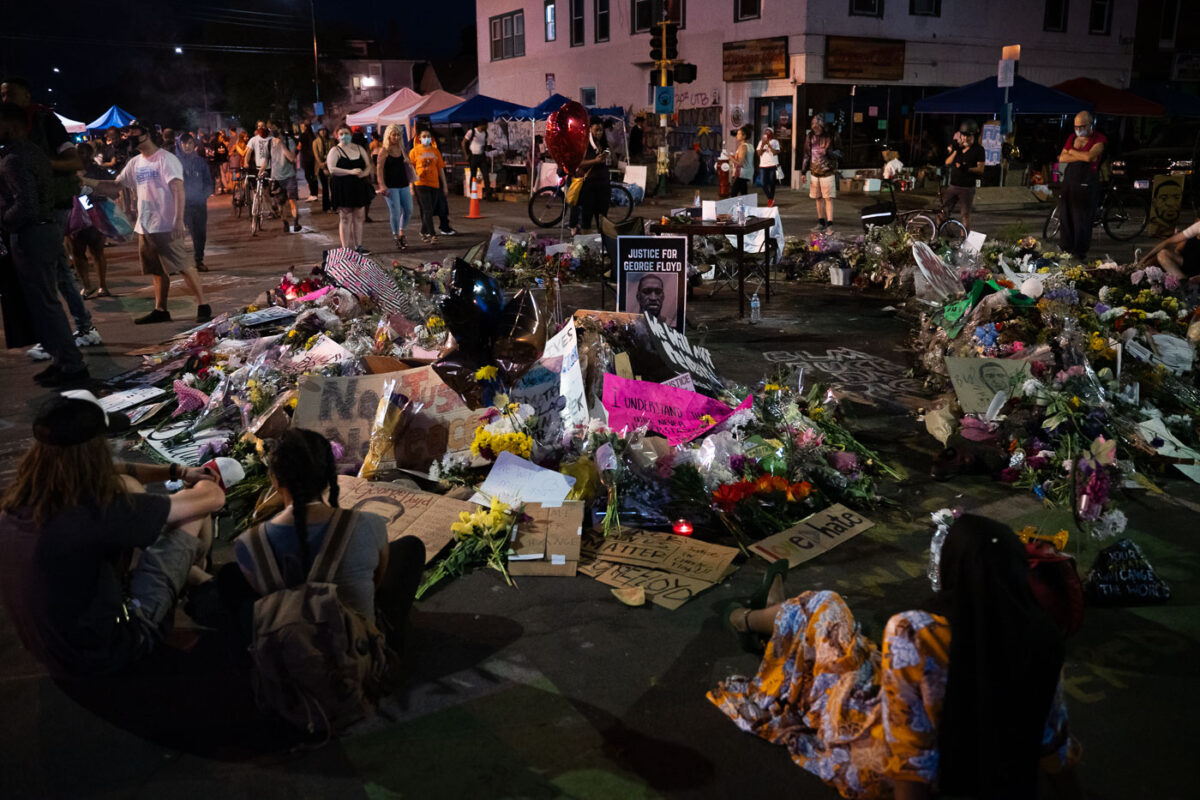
293, 222, 301, 232
196, 304, 212, 322
365, 217, 377, 223
34, 364, 91, 388
439, 228, 457, 236
134, 308, 172, 325
282, 219, 290, 232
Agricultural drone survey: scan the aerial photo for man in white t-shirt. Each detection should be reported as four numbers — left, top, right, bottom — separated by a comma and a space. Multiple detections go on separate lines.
81, 120, 210, 324
246, 124, 272, 173
461, 120, 492, 199
882, 149, 904, 181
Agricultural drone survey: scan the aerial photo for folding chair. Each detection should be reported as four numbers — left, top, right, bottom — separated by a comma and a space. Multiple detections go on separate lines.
598, 215, 644, 310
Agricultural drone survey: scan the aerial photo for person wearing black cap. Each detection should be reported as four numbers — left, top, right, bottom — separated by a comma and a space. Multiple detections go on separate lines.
0, 102, 90, 388
942, 121, 985, 232
80, 119, 212, 325
0, 394, 226, 676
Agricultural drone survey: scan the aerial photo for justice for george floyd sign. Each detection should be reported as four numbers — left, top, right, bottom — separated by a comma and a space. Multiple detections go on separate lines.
617, 235, 688, 332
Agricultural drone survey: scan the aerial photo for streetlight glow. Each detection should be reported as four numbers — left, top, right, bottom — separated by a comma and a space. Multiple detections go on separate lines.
52, 67, 60, 73
174, 46, 184, 54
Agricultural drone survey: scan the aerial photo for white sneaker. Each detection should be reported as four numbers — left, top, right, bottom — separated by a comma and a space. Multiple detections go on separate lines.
27, 343, 51, 361
74, 327, 102, 347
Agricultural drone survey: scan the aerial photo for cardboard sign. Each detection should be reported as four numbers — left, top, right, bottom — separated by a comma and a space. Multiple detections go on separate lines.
283, 333, 355, 371
583, 529, 738, 584
337, 475, 473, 564
602, 373, 752, 445
641, 312, 724, 395
238, 306, 296, 327
139, 421, 236, 467
507, 501, 584, 576
617, 235, 688, 332
99, 386, 167, 413
293, 367, 485, 468
509, 321, 589, 446
748, 504, 875, 566
577, 559, 717, 610
944, 357, 1031, 414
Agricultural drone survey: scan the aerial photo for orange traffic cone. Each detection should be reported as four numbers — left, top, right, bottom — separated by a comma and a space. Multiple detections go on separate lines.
466, 172, 484, 219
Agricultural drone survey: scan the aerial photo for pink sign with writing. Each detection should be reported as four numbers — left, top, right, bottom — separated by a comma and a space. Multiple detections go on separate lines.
601, 374, 752, 445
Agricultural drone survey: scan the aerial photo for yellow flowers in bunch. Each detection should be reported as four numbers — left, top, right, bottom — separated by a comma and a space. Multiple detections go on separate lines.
246, 378, 265, 408
1062, 265, 1088, 282
450, 498, 514, 540
470, 427, 533, 460
1088, 332, 1114, 357
763, 383, 782, 392
426, 316, 446, 335
474, 365, 499, 381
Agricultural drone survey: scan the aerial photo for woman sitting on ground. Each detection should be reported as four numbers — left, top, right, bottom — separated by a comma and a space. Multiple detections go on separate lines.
225, 429, 424, 650
0, 394, 225, 677
711, 513, 1082, 800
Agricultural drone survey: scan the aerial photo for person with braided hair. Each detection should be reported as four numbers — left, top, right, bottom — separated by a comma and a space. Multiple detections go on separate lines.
227, 429, 424, 650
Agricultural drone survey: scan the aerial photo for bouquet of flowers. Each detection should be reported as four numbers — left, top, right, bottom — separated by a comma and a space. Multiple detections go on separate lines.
415, 498, 521, 598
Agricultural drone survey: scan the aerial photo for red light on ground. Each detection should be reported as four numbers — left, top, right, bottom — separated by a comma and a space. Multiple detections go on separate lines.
672, 519, 693, 536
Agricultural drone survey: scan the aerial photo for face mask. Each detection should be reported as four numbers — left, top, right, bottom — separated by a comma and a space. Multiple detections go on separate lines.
1075, 127, 1089, 137
420, 136, 431, 145
339, 134, 352, 145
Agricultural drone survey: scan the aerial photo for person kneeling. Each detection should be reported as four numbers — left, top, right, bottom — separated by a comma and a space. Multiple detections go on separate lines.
0, 395, 225, 677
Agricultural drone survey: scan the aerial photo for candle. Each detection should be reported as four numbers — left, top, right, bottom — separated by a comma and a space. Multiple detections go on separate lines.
672, 519, 694, 536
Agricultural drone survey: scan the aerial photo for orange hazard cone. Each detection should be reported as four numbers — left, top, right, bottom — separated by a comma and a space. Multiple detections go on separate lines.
466, 172, 484, 219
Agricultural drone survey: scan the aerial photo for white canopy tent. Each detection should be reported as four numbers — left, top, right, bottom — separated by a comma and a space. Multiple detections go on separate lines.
376, 89, 464, 135
56, 113, 87, 134
344, 87, 423, 128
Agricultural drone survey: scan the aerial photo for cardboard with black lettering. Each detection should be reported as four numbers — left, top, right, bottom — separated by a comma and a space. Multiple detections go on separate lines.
578, 529, 739, 609
748, 504, 875, 566
507, 501, 585, 576
337, 475, 474, 564
617, 235, 688, 332
577, 559, 715, 610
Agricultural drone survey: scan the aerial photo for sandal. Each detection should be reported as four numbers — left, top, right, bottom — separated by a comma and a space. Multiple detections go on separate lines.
721, 601, 765, 654
95, 288, 113, 298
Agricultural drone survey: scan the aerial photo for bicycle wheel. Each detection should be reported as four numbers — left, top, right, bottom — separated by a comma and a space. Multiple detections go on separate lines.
1102, 190, 1149, 241
904, 214, 937, 243
232, 184, 245, 217
604, 185, 634, 224
1043, 206, 1061, 241
250, 189, 262, 235
938, 219, 968, 245
528, 187, 565, 228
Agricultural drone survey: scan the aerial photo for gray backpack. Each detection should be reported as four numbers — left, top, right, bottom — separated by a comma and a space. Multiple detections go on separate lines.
242, 509, 386, 737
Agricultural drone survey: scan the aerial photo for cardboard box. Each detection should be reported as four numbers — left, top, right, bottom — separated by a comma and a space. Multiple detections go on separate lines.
508, 501, 585, 576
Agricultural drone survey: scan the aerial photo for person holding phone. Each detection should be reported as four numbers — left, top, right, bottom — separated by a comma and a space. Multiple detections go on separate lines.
571, 117, 611, 235
756, 127, 781, 207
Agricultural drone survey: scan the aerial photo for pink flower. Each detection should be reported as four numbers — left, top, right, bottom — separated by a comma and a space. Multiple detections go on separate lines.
1165, 274, 1180, 290
1012, 341, 1025, 352
826, 451, 860, 474
1130, 270, 1144, 285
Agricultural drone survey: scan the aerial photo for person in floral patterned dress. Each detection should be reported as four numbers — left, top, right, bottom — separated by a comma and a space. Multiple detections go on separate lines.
710, 514, 1083, 799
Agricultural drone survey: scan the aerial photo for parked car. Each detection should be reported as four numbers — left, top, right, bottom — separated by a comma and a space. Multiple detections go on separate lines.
1109, 121, 1200, 209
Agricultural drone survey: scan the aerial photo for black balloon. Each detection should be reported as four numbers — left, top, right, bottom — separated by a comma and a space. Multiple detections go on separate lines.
493, 289, 547, 385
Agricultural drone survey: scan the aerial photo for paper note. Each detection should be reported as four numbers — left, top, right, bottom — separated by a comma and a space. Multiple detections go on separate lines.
748, 504, 875, 567
510, 321, 589, 447
139, 422, 235, 467
477, 451, 576, 507
661, 373, 696, 392
98, 386, 168, 413
602, 373, 752, 445
283, 333, 355, 371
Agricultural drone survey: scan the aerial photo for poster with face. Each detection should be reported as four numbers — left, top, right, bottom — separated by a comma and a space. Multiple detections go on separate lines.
1149, 175, 1185, 236
616, 235, 688, 332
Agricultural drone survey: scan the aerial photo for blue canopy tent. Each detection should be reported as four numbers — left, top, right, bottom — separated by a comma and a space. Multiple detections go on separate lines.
516, 93, 574, 119
914, 76, 1089, 116
86, 105, 136, 130
426, 94, 526, 124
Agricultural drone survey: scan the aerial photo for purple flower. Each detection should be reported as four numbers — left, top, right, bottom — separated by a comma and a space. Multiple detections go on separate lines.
1026, 455, 1048, 471
1094, 302, 1109, 314
826, 451, 860, 474
1000, 467, 1021, 483
729, 454, 747, 473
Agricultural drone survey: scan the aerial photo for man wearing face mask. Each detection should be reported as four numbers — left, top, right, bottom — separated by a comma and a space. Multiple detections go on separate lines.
409, 128, 455, 243
81, 120, 211, 324
1056, 110, 1107, 259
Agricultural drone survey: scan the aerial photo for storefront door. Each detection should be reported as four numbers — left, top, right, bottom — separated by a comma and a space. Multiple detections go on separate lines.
754, 97, 793, 181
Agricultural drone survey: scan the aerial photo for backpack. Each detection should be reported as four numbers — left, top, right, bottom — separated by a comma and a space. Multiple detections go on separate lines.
241, 509, 387, 737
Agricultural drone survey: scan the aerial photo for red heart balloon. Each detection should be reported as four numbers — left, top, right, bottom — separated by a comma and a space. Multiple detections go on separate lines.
545, 101, 589, 176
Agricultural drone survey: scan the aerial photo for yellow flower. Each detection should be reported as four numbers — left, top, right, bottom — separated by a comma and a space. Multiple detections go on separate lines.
699, 414, 716, 427
475, 365, 499, 381
1070, 396, 1081, 408
288, 397, 298, 409
763, 383, 782, 392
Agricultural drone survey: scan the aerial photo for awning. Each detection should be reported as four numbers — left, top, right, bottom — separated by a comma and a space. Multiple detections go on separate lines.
86, 105, 136, 130
56, 113, 87, 134
1051, 78, 1164, 117
914, 75, 1090, 116
426, 94, 527, 124
345, 88, 424, 128
376, 89, 466, 128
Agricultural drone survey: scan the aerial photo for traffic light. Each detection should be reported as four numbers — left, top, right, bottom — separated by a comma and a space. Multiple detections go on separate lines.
649, 22, 679, 62
674, 62, 697, 83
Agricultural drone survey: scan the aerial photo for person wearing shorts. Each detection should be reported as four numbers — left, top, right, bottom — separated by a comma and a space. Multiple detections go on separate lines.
802, 116, 839, 231
0, 394, 226, 676
81, 119, 210, 324
270, 125, 301, 232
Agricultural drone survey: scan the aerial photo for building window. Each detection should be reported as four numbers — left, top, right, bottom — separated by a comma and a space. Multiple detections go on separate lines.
570, 0, 584, 46
1088, 0, 1112, 35
490, 10, 526, 61
632, 0, 685, 33
545, 1, 556, 41
735, 0, 761, 21
595, 0, 610, 41
849, 0, 883, 17
1043, 0, 1068, 32
909, 0, 939, 16
581, 87, 597, 106
1159, 0, 1179, 47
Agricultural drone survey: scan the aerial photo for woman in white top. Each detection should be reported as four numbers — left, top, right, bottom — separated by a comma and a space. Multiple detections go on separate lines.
730, 125, 754, 197
756, 126, 782, 207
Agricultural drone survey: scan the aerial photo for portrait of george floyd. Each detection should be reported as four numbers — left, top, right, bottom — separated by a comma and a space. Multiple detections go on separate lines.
617, 235, 688, 332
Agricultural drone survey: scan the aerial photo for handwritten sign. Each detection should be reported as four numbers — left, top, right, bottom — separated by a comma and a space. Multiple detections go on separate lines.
509, 321, 588, 447
578, 528, 739, 609
577, 560, 717, 610
508, 501, 584, 576
748, 504, 875, 567
642, 312, 725, 395
476, 451, 576, 508
944, 356, 1030, 414
337, 475, 474, 564
283, 333, 355, 371
602, 373, 751, 445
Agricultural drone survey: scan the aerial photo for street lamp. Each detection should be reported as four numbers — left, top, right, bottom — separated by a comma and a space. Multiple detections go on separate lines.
52, 67, 60, 73
174, 46, 184, 54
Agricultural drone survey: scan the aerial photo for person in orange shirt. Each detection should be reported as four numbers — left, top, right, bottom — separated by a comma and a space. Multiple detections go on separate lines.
408, 128, 455, 243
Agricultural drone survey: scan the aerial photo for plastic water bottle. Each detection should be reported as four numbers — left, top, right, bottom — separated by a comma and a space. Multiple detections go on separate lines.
749, 292, 761, 324
692, 190, 701, 208
736, 202, 746, 225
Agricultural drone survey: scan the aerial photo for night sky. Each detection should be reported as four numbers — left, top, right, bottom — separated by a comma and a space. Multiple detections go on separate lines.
2, 0, 477, 121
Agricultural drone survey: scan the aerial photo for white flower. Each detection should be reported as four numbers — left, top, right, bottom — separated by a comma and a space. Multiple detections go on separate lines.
1091, 509, 1127, 541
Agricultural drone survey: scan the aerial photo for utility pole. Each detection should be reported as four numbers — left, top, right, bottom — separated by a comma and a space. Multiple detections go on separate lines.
310, 0, 320, 104
649, 11, 678, 196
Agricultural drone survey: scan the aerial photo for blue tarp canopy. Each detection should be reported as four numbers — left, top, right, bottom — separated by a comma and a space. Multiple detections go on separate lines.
1130, 81, 1200, 118
426, 94, 526, 124
514, 94, 625, 119
914, 76, 1090, 116
86, 105, 136, 130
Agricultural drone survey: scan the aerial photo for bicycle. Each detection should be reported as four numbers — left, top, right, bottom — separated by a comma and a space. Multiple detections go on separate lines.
1042, 182, 1149, 242
230, 168, 248, 218
861, 179, 968, 245
528, 171, 636, 228
248, 169, 281, 236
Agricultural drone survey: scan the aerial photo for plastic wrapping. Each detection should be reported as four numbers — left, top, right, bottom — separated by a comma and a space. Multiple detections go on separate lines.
911, 242, 965, 303
358, 379, 415, 480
